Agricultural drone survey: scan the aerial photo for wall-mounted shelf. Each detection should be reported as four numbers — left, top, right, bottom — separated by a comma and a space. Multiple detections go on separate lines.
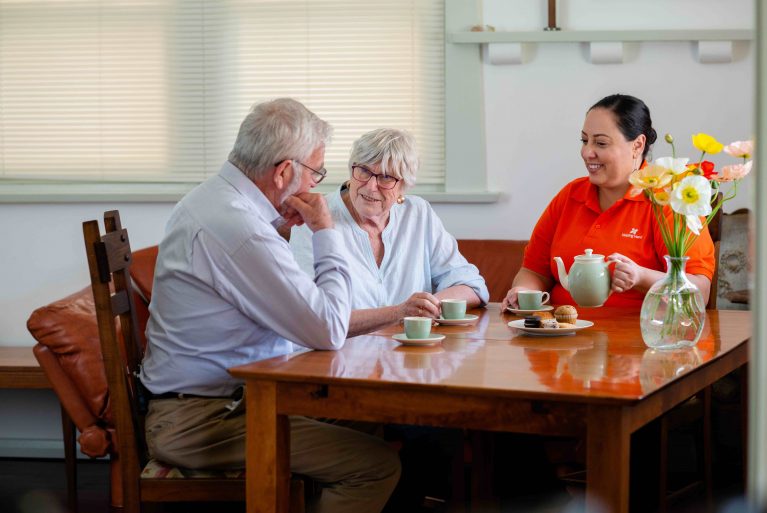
448, 29, 753, 44
449, 29, 753, 65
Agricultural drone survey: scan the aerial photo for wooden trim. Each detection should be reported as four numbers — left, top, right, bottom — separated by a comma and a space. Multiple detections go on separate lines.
277, 382, 586, 436
141, 479, 245, 501
0, 347, 51, 389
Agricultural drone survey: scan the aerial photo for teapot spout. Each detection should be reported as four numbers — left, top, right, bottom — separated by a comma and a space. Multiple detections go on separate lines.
553, 256, 569, 291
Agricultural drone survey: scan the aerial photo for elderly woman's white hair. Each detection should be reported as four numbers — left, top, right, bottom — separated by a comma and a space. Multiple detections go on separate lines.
348, 128, 420, 189
228, 98, 332, 181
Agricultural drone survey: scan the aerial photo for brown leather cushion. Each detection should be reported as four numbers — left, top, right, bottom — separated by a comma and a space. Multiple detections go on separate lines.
27, 287, 111, 423
132, 245, 158, 303
457, 240, 528, 303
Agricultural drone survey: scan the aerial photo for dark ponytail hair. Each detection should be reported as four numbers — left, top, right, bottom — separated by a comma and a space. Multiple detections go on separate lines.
589, 94, 657, 160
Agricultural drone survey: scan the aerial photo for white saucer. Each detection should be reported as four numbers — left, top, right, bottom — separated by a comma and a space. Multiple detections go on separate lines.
506, 305, 554, 315
392, 333, 446, 346
507, 319, 594, 337
435, 314, 479, 326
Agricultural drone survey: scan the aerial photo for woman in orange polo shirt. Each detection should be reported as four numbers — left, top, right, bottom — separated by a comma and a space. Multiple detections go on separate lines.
502, 94, 715, 310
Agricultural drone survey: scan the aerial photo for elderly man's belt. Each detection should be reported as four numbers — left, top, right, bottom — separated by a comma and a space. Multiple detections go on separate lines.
150, 388, 243, 401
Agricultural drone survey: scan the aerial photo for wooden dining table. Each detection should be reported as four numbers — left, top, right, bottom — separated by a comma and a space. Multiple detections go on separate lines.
228, 303, 750, 513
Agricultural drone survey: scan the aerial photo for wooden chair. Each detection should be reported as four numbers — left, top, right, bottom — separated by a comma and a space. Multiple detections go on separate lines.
83, 210, 303, 513
27, 244, 158, 511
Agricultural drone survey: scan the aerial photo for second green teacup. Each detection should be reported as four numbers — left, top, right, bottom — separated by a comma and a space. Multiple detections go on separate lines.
517, 290, 550, 310
404, 316, 432, 339
441, 299, 467, 319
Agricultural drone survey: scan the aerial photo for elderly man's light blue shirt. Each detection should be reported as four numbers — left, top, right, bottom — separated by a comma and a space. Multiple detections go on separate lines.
290, 187, 488, 309
141, 162, 352, 397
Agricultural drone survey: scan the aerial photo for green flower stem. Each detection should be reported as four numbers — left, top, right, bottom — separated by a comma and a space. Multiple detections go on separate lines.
653, 203, 674, 252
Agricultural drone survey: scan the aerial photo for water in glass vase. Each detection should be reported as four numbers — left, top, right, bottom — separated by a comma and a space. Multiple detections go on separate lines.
640, 256, 706, 350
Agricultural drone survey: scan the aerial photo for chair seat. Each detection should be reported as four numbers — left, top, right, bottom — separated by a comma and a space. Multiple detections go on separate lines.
141, 459, 245, 480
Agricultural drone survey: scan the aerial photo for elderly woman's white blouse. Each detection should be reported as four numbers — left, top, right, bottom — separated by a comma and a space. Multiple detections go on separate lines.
290, 187, 489, 309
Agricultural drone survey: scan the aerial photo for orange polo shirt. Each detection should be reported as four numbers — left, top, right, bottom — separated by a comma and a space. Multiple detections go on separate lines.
522, 177, 715, 309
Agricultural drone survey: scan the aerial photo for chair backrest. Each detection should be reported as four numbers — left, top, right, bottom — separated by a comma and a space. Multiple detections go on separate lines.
83, 210, 147, 509
707, 193, 724, 309
716, 208, 751, 310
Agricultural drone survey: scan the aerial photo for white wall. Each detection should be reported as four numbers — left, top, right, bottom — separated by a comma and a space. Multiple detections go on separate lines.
0, 0, 756, 455
434, 0, 755, 239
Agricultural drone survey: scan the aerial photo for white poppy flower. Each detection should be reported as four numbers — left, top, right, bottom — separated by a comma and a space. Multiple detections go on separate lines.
670, 175, 712, 218
653, 157, 690, 175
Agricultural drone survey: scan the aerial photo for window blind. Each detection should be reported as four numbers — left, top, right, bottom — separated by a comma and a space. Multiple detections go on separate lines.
0, 0, 445, 186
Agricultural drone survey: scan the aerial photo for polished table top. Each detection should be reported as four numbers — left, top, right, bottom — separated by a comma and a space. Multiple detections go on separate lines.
230, 304, 751, 405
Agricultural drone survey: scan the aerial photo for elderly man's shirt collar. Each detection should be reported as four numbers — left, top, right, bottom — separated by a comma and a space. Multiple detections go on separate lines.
219, 161, 285, 228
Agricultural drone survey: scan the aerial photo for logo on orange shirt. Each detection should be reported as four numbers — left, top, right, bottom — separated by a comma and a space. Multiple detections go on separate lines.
621, 227, 643, 240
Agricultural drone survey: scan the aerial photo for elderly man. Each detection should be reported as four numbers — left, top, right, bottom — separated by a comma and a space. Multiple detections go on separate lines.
140, 98, 400, 513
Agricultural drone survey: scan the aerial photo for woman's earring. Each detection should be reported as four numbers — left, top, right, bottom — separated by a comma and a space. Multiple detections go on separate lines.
632, 156, 641, 173
396, 195, 405, 204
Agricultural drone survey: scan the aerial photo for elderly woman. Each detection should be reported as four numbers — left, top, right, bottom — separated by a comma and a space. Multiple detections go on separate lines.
502, 94, 715, 310
291, 128, 488, 336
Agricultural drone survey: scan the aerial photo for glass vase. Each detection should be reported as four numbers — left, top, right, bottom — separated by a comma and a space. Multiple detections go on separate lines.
640, 255, 706, 350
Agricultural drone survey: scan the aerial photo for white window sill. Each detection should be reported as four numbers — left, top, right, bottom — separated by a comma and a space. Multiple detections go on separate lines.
0, 182, 501, 204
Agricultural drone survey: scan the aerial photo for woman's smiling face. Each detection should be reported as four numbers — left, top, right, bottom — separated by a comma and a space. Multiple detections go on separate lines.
581, 107, 644, 190
348, 162, 403, 222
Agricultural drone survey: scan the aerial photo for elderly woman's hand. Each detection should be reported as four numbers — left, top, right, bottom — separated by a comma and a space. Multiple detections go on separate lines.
608, 253, 643, 293
501, 286, 529, 311
399, 292, 441, 319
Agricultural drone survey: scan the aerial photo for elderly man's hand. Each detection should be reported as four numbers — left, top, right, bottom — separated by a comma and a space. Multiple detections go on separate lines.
283, 193, 333, 232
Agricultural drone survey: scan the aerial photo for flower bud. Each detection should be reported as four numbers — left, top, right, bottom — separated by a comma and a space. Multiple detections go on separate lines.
664, 133, 674, 144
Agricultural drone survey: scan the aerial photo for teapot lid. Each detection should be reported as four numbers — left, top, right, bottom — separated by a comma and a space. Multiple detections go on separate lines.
573, 248, 605, 262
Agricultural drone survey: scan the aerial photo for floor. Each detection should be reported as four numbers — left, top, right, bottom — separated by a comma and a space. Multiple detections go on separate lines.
0, 451, 747, 513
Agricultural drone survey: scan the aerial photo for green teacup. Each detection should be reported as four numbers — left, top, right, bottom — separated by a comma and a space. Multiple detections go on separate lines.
404, 316, 432, 339
441, 299, 467, 319
517, 290, 550, 310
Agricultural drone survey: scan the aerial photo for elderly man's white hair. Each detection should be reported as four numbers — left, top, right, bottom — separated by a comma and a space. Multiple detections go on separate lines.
228, 98, 333, 181
348, 128, 420, 189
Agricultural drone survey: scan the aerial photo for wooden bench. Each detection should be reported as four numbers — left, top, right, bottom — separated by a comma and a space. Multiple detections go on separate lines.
0, 346, 50, 389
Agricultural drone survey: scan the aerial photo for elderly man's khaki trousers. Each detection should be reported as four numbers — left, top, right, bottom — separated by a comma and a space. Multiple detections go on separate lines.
145, 394, 401, 513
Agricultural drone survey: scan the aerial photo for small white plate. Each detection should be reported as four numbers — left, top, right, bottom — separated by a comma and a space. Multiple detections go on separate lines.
507, 319, 594, 337
506, 305, 554, 315
392, 333, 446, 346
435, 314, 480, 326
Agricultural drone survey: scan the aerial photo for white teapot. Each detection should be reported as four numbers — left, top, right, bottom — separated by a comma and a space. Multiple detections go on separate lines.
553, 249, 613, 307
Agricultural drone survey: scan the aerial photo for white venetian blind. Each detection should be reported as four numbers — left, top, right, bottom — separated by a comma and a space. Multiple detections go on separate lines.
0, 0, 445, 186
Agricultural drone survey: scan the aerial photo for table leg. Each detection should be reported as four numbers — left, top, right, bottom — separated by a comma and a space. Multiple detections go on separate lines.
246, 380, 290, 513
587, 404, 630, 513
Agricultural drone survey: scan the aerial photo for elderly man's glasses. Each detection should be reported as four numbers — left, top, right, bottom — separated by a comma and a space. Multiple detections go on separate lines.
351, 165, 400, 190
294, 160, 327, 184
